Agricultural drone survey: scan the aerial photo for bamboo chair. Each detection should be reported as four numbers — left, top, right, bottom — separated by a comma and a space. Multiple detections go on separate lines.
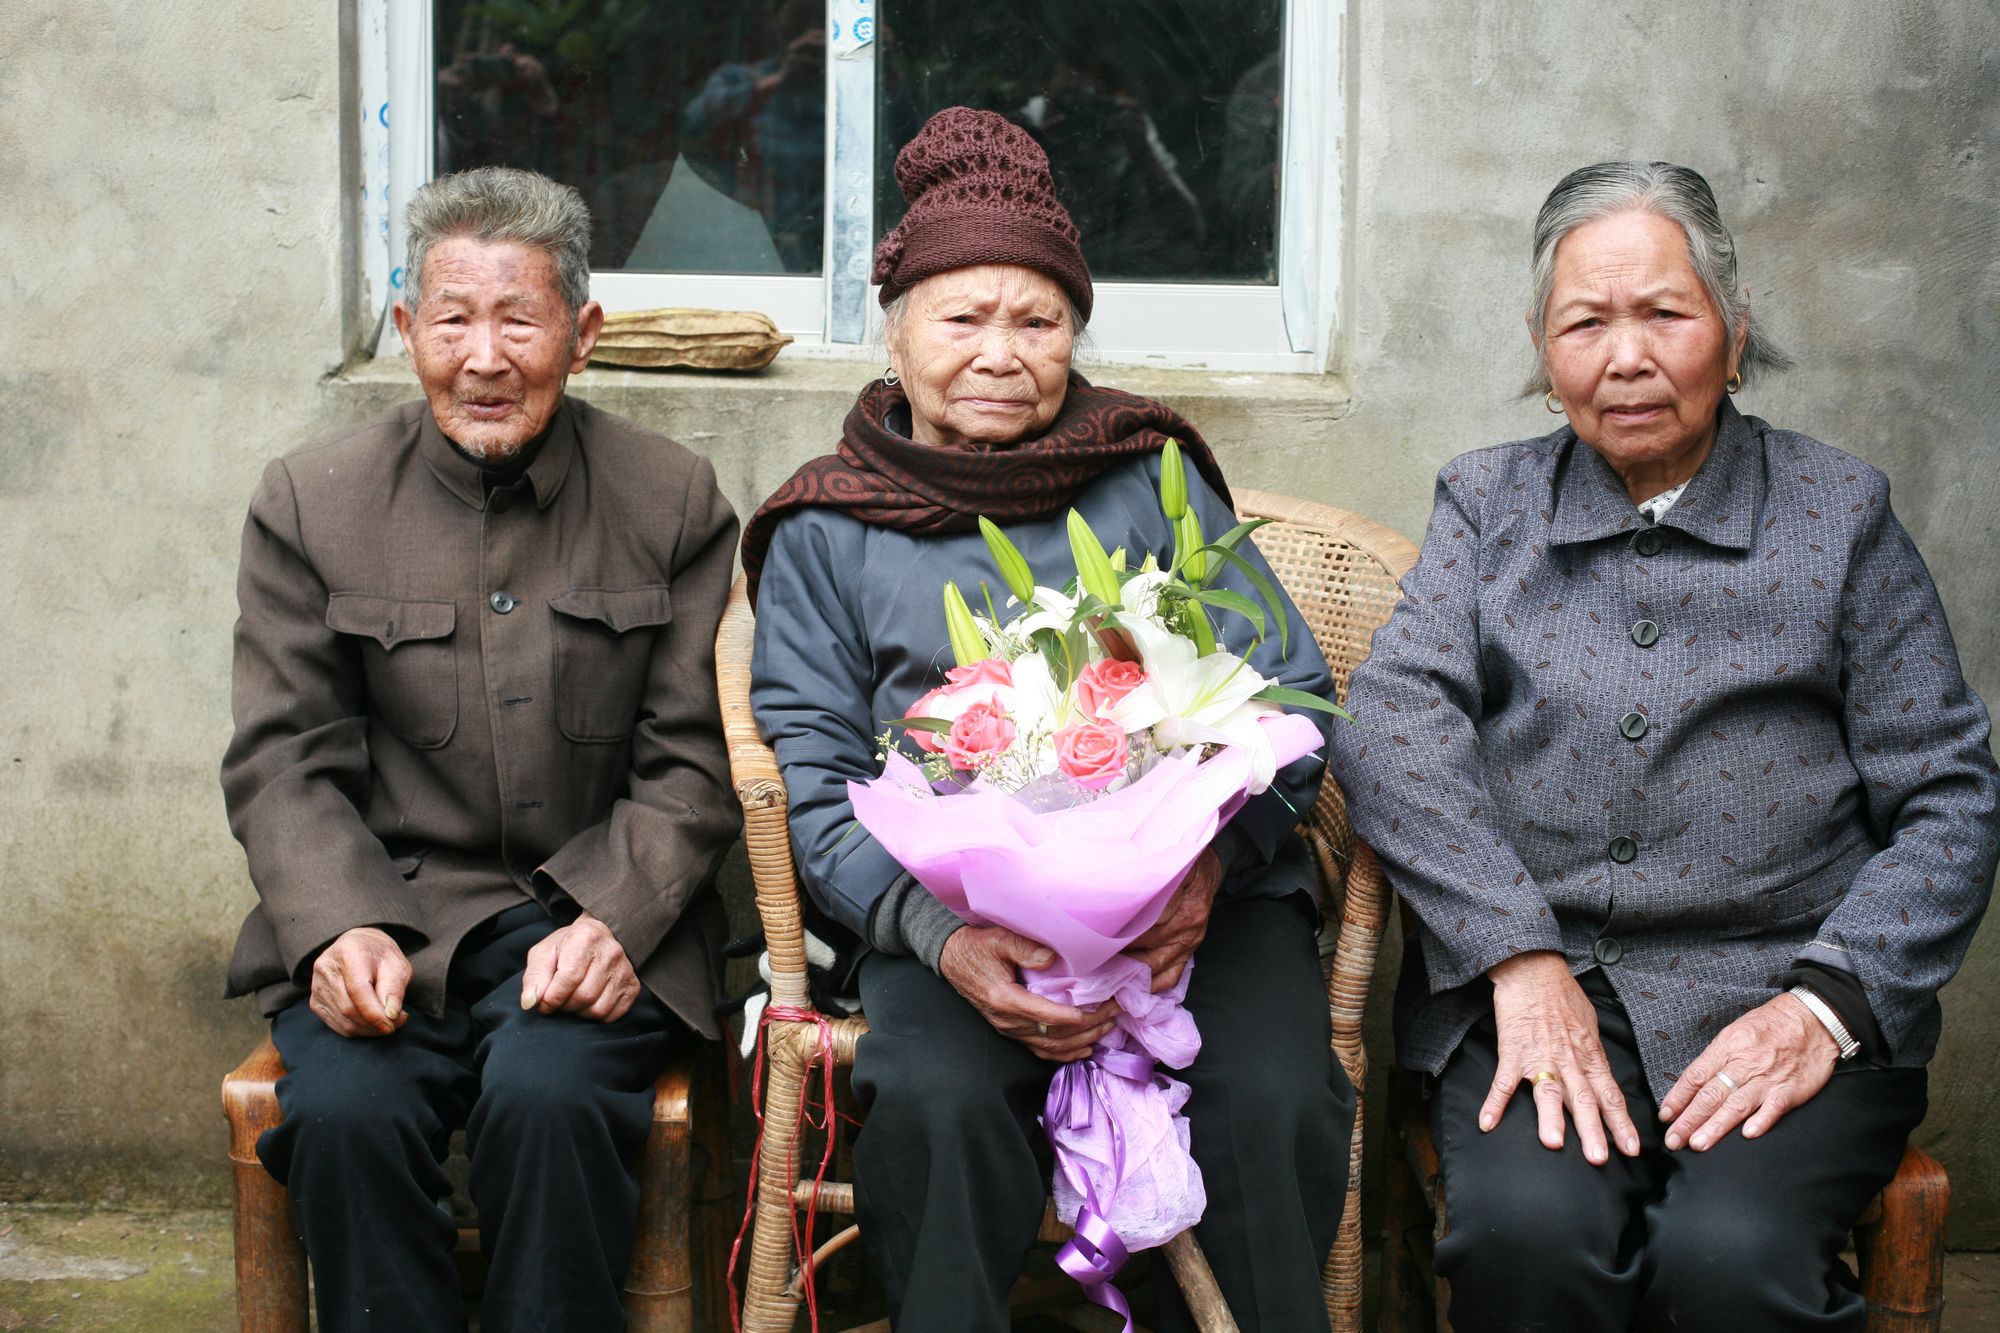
719, 490, 1419, 1332
220, 1034, 730, 1332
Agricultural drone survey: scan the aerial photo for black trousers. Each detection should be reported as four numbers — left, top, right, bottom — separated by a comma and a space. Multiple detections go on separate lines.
850, 893, 1353, 1332
259, 902, 677, 1333
1431, 970, 1927, 1333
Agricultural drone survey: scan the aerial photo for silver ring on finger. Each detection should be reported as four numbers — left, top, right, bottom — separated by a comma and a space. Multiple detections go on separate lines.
1035, 1022, 1049, 1036
1714, 1070, 1740, 1093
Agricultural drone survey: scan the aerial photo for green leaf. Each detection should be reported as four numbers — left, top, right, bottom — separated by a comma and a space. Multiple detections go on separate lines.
1031, 627, 1075, 690
942, 581, 986, 666
1205, 517, 1273, 556
1159, 438, 1188, 520
886, 715, 954, 734
1068, 510, 1122, 606
1177, 601, 1218, 656
978, 517, 1037, 604
1188, 587, 1267, 639
1252, 685, 1354, 720
1195, 546, 1291, 657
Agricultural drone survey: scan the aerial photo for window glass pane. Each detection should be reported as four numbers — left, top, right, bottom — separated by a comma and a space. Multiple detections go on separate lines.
434, 1, 826, 275
875, 1, 1285, 284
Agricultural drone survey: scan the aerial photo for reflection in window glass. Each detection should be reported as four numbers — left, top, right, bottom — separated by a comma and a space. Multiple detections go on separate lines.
434, 0, 826, 275
876, 1, 1285, 285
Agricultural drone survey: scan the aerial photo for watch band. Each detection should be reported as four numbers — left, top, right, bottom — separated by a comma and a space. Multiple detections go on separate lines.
1789, 984, 1861, 1061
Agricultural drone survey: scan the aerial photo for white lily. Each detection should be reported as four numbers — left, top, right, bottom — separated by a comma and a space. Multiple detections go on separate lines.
1013, 584, 1084, 639
1102, 614, 1288, 791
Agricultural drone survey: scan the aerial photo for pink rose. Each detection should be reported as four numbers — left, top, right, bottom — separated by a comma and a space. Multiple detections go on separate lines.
1054, 719, 1131, 790
1074, 659, 1148, 720
906, 687, 949, 754
943, 701, 1017, 771
944, 658, 1014, 690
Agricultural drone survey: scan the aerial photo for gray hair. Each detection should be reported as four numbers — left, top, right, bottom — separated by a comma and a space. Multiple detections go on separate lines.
1522, 160, 1792, 396
403, 167, 592, 319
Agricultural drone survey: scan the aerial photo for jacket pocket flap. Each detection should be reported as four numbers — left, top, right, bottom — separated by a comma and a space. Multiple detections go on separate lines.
550, 586, 673, 634
325, 594, 457, 649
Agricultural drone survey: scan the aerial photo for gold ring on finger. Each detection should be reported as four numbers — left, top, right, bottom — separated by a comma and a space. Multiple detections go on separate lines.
1531, 1070, 1560, 1087
1035, 1022, 1049, 1037
1714, 1071, 1740, 1092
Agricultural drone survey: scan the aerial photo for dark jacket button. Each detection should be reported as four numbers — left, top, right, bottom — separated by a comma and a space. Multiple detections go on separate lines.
1630, 619, 1660, 647
1634, 529, 1663, 558
488, 487, 515, 515
1608, 835, 1638, 864
490, 591, 516, 614
1594, 936, 1625, 965
1620, 710, 1649, 740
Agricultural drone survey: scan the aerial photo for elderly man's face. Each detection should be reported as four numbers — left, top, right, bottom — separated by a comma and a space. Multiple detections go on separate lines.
394, 237, 603, 458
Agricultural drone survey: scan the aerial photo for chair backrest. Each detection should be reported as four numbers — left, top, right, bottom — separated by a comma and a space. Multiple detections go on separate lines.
713, 495, 1418, 996
1230, 490, 1419, 897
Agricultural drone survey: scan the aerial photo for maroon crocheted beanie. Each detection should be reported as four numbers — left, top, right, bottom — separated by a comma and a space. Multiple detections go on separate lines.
872, 107, 1093, 321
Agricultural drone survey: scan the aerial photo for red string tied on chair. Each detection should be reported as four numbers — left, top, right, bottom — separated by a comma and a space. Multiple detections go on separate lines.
728, 1002, 843, 1332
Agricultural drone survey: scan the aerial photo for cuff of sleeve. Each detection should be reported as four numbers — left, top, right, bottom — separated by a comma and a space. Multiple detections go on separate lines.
1782, 960, 1888, 1064
868, 876, 966, 974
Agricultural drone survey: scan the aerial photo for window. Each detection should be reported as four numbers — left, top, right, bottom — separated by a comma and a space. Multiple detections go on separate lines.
359, 1, 1344, 371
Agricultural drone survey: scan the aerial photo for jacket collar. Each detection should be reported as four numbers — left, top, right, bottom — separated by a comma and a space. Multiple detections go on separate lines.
1546, 398, 1764, 550
418, 397, 578, 511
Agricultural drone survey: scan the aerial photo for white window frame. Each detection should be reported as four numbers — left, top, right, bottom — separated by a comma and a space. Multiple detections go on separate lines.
359, 0, 1344, 372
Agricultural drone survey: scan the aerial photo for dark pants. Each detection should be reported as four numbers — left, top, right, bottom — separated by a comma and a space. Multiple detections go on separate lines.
1431, 970, 1927, 1333
259, 902, 677, 1333
851, 893, 1353, 1332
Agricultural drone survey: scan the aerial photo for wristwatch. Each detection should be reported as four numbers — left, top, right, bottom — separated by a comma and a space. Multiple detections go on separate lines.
1789, 984, 1861, 1061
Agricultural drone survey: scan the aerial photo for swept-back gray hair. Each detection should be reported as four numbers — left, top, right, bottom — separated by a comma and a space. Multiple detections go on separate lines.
403, 166, 592, 318
1522, 160, 1792, 396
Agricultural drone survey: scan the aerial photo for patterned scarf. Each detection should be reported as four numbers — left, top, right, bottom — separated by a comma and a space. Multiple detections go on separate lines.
741, 374, 1230, 604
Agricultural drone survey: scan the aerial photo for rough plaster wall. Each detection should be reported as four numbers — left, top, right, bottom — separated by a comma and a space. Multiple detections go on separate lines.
0, 2, 349, 1200
5, 0, 2000, 1246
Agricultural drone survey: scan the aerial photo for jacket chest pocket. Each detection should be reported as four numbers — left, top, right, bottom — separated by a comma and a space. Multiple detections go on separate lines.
325, 594, 458, 749
550, 586, 674, 743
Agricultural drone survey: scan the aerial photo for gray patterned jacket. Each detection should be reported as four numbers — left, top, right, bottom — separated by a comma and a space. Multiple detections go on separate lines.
1331, 401, 2000, 1100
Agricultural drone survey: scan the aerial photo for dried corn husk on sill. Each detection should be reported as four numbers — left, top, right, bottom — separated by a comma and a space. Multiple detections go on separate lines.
589, 307, 793, 371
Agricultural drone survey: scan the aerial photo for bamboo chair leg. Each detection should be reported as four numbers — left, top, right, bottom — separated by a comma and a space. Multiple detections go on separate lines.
1857, 1145, 1949, 1333
742, 1024, 814, 1333
221, 1038, 310, 1333
626, 1055, 698, 1332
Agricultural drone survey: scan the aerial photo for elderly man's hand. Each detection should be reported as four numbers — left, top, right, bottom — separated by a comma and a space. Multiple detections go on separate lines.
520, 911, 642, 1023
1123, 849, 1222, 993
1481, 951, 1642, 1165
940, 925, 1118, 1062
310, 927, 413, 1038
1658, 993, 1840, 1151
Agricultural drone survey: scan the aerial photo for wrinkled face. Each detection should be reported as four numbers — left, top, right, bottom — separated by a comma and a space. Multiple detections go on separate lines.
394, 237, 603, 458
1537, 209, 1747, 485
888, 265, 1075, 449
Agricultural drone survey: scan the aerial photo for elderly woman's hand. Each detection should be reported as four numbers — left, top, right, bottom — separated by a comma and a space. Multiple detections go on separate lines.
1658, 994, 1840, 1151
939, 925, 1119, 1062
1482, 952, 1643, 1165
1122, 849, 1223, 993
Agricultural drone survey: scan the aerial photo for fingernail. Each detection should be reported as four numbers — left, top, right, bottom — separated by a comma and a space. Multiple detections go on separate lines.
383, 998, 401, 1021
520, 987, 538, 1010
1665, 1134, 1680, 1150
1479, 1114, 1493, 1131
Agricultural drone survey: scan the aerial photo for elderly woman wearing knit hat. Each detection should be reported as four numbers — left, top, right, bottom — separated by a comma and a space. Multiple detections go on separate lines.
743, 107, 1351, 1329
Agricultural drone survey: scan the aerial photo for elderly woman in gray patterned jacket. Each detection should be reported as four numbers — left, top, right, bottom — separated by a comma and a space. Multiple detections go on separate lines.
1332, 160, 1999, 1332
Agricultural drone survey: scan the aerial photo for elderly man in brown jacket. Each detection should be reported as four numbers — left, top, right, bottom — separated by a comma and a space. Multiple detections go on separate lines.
220, 167, 740, 1332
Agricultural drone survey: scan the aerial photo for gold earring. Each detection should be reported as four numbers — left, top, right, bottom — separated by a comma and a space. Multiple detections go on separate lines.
1545, 392, 1564, 414
1725, 371, 1742, 394
883, 366, 900, 386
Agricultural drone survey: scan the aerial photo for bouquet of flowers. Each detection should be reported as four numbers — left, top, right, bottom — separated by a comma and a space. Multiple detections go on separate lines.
845, 442, 1344, 1317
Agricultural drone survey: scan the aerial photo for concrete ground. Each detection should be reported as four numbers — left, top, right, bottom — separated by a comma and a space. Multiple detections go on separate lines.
2, 1203, 1998, 1330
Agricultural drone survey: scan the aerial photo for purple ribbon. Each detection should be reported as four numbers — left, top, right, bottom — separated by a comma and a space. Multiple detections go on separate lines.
1048, 1044, 1162, 1333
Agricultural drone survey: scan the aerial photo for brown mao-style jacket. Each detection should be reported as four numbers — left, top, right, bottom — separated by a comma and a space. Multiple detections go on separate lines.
221, 396, 742, 1037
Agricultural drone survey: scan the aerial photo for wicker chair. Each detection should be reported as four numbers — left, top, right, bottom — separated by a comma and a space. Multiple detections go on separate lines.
717, 489, 1419, 1332
220, 1034, 731, 1332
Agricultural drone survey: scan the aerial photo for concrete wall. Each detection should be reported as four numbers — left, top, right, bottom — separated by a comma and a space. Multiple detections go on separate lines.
5, 0, 1998, 1240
